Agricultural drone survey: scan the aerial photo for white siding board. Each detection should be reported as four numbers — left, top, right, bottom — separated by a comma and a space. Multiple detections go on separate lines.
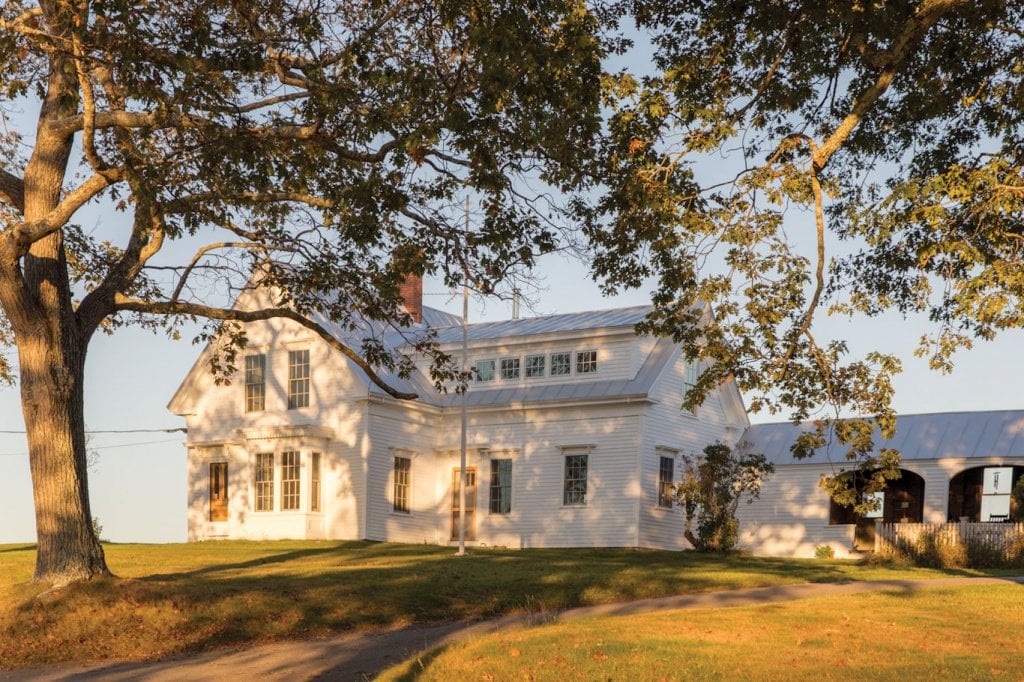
638, 345, 743, 550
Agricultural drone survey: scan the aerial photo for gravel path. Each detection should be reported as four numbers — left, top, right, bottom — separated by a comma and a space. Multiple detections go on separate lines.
5, 575, 1022, 681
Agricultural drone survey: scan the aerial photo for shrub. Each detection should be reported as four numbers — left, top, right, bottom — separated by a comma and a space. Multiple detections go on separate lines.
917, 531, 968, 569
814, 545, 835, 560
675, 443, 773, 552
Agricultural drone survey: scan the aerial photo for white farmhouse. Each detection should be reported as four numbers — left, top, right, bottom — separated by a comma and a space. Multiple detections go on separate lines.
169, 280, 749, 549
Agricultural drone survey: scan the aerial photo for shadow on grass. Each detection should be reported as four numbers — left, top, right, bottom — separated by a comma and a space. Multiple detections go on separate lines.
2, 543, 1000, 671
0, 544, 36, 554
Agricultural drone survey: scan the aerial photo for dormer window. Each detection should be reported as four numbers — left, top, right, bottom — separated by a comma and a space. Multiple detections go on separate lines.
550, 352, 571, 376
525, 355, 545, 378
475, 359, 496, 382
500, 358, 520, 380
576, 350, 597, 374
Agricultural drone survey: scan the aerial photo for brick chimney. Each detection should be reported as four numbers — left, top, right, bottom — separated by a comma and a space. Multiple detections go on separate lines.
399, 273, 423, 324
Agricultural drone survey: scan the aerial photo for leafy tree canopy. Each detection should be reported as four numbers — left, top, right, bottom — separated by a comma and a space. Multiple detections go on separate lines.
0, 0, 608, 583
588, 0, 1024, 506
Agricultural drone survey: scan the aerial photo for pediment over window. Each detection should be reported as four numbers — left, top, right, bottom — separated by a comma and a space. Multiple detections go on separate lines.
234, 425, 335, 443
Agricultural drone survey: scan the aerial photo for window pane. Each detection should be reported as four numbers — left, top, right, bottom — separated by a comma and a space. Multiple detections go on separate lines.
658, 456, 674, 509
288, 350, 310, 409
563, 454, 588, 505
489, 459, 512, 514
499, 358, 520, 380
550, 352, 571, 376
393, 456, 411, 513
475, 359, 495, 382
576, 350, 597, 374
281, 451, 301, 510
525, 355, 545, 378
244, 354, 265, 412
682, 360, 698, 413
311, 452, 321, 512
255, 453, 274, 511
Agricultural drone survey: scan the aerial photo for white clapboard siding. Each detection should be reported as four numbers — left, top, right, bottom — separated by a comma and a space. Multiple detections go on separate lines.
638, 346, 745, 550
423, 403, 644, 548
364, 403, 445, 543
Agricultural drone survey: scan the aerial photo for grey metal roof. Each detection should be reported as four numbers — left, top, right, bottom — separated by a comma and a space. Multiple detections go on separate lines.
431, 305, 654, 344
744, 410, 1024, 466
367, 336, 677, 407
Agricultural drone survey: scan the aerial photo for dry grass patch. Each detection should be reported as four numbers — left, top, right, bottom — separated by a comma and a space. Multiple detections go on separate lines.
0, 541, 1009, 670
380, 583, 1024, 681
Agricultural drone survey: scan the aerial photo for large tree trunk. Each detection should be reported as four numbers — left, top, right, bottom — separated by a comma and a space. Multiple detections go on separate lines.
9, 28, 111, 585
19, 332, 110, 584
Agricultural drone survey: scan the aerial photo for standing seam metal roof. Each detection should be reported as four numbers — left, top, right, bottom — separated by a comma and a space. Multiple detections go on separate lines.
430, 305, 654, 344
743, 410, 1024, 465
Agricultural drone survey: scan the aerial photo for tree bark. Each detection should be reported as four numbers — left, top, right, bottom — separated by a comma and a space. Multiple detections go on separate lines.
5, 9, 112, 584
19, 332, 110, 584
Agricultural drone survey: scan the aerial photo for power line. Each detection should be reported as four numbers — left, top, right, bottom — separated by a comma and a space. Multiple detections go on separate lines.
0, 437, 182, 457
0, 427, 187, 434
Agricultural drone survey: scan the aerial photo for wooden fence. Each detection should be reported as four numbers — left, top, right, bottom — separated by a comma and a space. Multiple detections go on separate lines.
876, 521, 1024, 562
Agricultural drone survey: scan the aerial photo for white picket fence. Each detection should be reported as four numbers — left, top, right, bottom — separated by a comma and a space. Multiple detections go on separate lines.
876, 521, 1024, 562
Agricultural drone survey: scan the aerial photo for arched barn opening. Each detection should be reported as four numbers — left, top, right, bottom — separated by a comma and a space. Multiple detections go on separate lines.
829, 469, 926, 551
948, 465, 1024, 522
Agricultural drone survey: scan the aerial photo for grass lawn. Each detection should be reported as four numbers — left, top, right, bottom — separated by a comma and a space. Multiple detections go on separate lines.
0, 540, 1012, 669
379, 583, 1024, 681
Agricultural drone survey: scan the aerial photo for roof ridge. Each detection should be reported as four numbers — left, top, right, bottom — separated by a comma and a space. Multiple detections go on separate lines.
433, 303, 655, 332
748, 407, 1024, 428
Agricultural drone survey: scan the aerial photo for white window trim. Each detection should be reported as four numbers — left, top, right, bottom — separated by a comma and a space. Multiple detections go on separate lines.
499, 357, 521, 382
287, 348, 311, 410
559, 445, 594, 507
575, 349, 598, 375
654, 446, 680, 511
524, 354, 546, 379
247, 441, 329, 515
390, 448, 417, 515
549, 350, 573, 378
474, 358, 497, 383
681, 358, 699, 417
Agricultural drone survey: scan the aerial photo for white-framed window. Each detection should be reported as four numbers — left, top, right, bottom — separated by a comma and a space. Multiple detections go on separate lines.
255, 452, 274, 511
310, 452, 321, 512
489, 459, 513, 514
682, 359, 698, 413
288, 349, 310, 408
550, 352, 571, 376
563, 453, 589, 505
499, 357, 520, 380
525, 355, 545, 378
657, 456, 675, 509
393, 455, 411, 513
576, 350, 597, 374
244, 354, 266, 412
281, 450, 301, 510
475, 359, 496, 382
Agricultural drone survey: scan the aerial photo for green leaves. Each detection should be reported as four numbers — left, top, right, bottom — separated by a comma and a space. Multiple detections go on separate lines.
675, 442, 774, 552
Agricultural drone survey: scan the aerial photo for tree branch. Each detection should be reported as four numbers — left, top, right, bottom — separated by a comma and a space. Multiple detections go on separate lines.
0, 170, 25, 213
814, 0, 966, 167
8, 170, 122, 252
112, 295, 418, 400
169, 241, 283, 303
